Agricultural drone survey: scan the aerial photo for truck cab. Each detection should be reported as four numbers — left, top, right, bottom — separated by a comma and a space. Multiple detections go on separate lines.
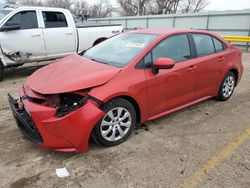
0, 6, 123, 81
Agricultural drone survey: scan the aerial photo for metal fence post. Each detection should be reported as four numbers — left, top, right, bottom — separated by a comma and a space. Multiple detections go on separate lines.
173, 16, 175, 28
146, 17, 149, 28
247, 21, 250, 51
206, 15, 210, 30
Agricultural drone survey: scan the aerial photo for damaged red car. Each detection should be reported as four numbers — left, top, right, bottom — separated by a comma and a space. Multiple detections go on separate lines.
9, 29, 243, 152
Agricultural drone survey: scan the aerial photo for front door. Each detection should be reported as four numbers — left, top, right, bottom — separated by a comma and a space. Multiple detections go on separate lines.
144, 34, 197, 117
0, 10, 46, 63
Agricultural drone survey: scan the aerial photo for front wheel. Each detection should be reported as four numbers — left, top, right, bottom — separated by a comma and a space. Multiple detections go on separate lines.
216, 72, 236, 101
92, 98, 136, 147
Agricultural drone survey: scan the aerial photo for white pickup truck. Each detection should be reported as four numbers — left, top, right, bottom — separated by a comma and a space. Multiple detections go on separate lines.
0, 6, 123, 80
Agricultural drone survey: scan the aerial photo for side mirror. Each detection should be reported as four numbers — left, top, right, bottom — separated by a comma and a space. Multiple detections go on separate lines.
152, 57, 175, 74
0, 21, 20, 32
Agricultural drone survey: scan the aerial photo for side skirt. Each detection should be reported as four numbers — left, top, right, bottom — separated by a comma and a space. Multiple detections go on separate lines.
147, 96, 213, 121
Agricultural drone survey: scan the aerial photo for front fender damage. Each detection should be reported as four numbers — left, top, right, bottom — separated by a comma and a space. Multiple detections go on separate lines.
41, 101, 105, 152
0, 44, 32, 63
19, 85, 107, 152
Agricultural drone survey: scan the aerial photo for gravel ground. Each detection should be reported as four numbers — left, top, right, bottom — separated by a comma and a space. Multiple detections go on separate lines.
0, 53, 249, 188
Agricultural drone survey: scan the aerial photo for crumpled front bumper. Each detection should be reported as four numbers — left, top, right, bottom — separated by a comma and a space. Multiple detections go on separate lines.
8, 94, 43, 144
8, 88, 105, 153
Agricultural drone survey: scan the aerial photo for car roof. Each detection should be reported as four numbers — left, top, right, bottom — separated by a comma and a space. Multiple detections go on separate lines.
130, 28, 214, 36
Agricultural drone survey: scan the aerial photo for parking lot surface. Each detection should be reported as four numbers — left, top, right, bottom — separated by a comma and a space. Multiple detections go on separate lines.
0, 53, 249, 188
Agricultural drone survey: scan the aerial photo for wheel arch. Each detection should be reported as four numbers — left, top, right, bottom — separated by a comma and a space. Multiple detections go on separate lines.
93, 37, 107, 46
229, 68, 239, 85
0, 58, 4, 81
104, 95, 141, 124
0, 57, 4, 66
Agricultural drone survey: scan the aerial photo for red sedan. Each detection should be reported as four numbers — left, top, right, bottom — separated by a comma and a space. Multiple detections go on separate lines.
9, 29, 243, 152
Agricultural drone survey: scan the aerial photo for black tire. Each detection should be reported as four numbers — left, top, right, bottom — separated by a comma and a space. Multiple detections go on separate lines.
216, 71, 236, 101
0, 61, 4, 82
92, 98, 136, 147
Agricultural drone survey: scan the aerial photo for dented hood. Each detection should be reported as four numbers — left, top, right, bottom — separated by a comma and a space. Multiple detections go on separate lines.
26, 54, 121, 94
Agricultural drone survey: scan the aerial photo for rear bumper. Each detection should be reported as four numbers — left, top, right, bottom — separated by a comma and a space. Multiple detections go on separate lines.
8, 88, 105, 153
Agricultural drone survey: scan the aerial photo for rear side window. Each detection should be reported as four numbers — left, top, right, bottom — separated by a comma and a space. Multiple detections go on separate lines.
7, 11, 38, 29
193, 34, 215, 57
42, 11, 68, 28
151, 34, 191, 63
212, 37, 224, 52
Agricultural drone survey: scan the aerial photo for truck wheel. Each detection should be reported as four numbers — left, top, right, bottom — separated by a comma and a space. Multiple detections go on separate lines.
0, 61, 4, 82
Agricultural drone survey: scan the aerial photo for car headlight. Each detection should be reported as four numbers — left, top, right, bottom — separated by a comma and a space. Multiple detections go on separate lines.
56, 93, 89, 117
45, 93, 88, 117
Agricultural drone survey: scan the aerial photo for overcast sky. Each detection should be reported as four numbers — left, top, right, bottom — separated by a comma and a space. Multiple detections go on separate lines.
88, 0, 250, 10
204, 0, 250, 10
1, 0, 250, 11
87, 0, 250, 10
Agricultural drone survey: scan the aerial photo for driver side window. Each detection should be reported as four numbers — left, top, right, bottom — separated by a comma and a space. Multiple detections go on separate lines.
144, 34, 191, 67
7, 11, 38, 30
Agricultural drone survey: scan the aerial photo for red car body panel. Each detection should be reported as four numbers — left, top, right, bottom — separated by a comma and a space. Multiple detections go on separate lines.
10, 29, 243, 152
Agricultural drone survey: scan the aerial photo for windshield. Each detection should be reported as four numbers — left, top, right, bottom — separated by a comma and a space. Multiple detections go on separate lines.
83, 33, 158, 67
0, 10, 12, 21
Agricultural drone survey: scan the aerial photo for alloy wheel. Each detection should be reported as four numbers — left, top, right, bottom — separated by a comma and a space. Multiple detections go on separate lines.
222, 75, 235, 98
100, 107, 132, 142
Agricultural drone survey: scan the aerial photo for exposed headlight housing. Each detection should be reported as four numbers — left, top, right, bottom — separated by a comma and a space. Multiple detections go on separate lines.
56, 93, 89, 117
44, 93, 88, 117
43, 88, 104, 118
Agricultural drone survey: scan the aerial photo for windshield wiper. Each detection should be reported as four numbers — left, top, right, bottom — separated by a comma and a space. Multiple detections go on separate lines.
91, 58, 108, 65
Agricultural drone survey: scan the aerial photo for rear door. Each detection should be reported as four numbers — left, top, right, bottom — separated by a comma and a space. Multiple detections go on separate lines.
0, 10, 46, 62
41, 11, 76, 59
191, 33, 226, 99
144, 34, 197, 117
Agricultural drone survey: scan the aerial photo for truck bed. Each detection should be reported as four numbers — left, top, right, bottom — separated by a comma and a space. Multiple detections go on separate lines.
76, 22, 122, 28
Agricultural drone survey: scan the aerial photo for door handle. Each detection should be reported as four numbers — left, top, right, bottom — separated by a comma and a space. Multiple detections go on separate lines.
65, 32, 73, 35
217, 57, 225, 62
187, 65, 197, 71
31, 34, 41, 37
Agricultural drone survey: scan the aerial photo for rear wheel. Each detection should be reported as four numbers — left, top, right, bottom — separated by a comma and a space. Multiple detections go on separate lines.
0, 61, 4, 82
92, 98, 136, 147
216, 71, 236, 101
